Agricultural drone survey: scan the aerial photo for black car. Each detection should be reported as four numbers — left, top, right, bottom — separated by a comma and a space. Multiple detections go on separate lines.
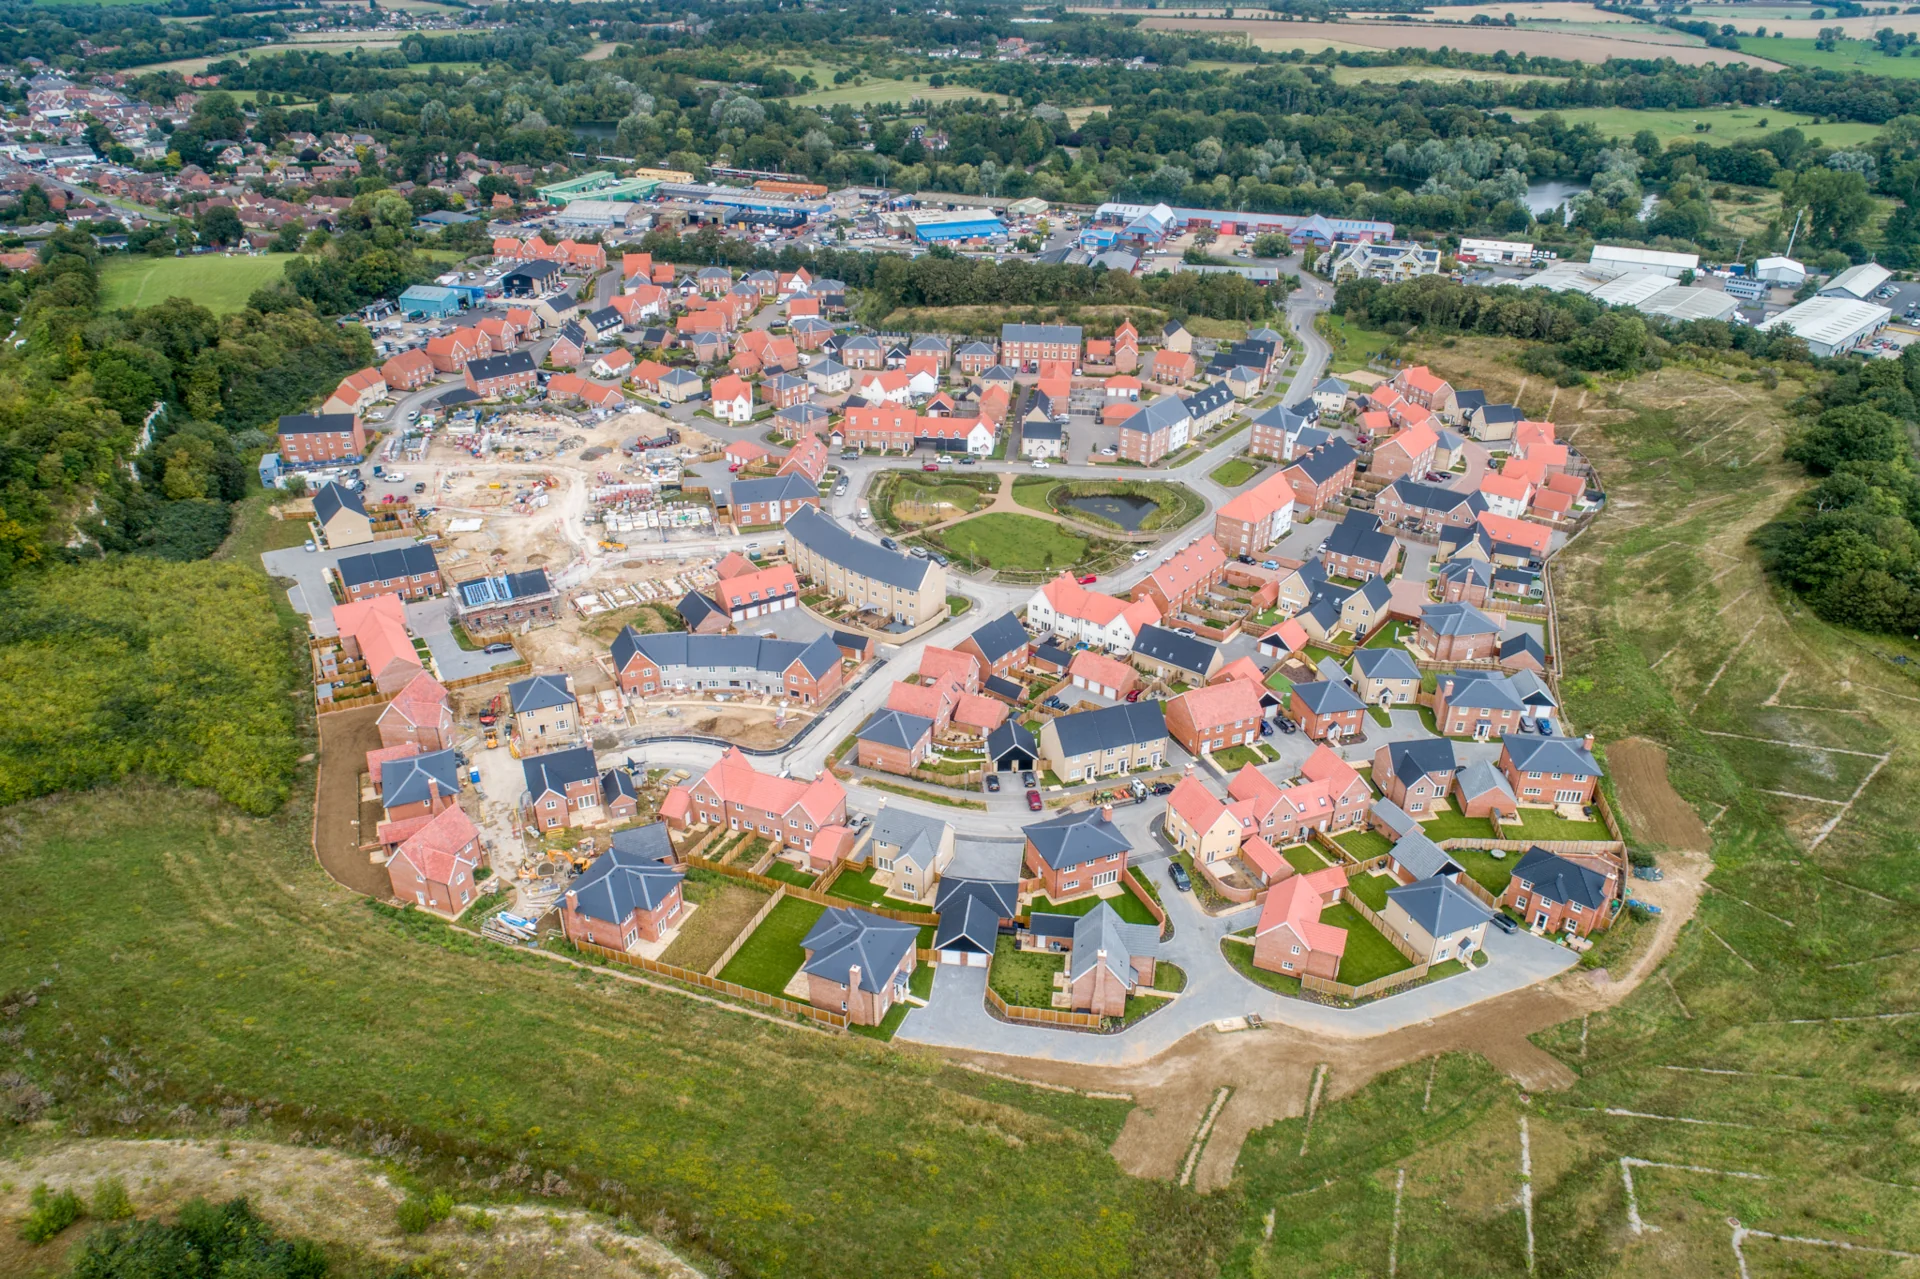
985, 774, 1001, 793
1167, 862, 1192, 892
1021, 770, 1038, 788
1151, 782, 1175, 796
483, 642, 515, 654
1491, 914, 1519, 935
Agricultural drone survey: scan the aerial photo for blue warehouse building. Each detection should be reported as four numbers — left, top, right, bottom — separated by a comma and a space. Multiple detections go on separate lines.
397, 284, 464, 319
913, 213, 1008, 243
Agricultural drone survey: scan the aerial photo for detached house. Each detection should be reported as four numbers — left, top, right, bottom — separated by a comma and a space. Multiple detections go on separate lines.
1031, 901, 1160, 1016
957, 611, 1034, 678
1350, 646, 1420, 706
521, 745, 606, 830
1373, 738, 1459, 816
1503, 846, 1618, 937
386, 805, 486, 917
1288, 678, 1367, 743
867, 807, 954, 905
378, 672, 454, 752
1281, 439, 1360, 515
560, 839, 688, 950
800, 908, 920, 1026
1252, 865, 1351, 979
1500, 734, 1604, 807
509, 672, 577, 752
1023, 804, 1131, 901
1382, 877, 1491, 965
1321, 512, 1401, 582
1165, 679, 1265, 757
1417, 602, 1503, 662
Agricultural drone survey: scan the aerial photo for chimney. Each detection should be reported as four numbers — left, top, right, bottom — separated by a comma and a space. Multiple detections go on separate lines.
847, 963, 861, 993
1583, 734, 1594, 752
1101, 804, 1113, 823
565, 889, 578, 913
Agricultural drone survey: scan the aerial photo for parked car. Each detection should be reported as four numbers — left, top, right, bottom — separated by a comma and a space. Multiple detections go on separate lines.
1131, 549, 1151, 562
1021, 770, 1038, 788
1026, 789, 1044, 811
1077, 573, 1098, 585
413, 482, 427, 494
880, 536, 899, 551
930, 552, 949, 567
1260, 559, 1279, 570
909, 546, 930, 559
959, 455, 978, 465
1031, 458, 1050, 469
302, 539, 316, 552
1259, 720, 1274, 737
1491, 914, 1519, 935
985, 774, 1001, 793
1126, 689, 1142, 703
1150, 782, 1175, 796
1167, 861, 1192, 892
1236, 554, 1254, 564
1276, 718, 1297, 734
483, 642, 515, 655
922, 462, 940, 472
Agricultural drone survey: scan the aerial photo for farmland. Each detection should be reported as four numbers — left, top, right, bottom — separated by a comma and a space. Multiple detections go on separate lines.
1502, 104, 1886, 149
98, 253, 293, 314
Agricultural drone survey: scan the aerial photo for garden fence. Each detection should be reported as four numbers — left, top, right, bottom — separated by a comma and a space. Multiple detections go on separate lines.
706, 886, 787, 978
984, 982, 1102, 1029
571, 936, 847, 1030
686, 855, 941, 926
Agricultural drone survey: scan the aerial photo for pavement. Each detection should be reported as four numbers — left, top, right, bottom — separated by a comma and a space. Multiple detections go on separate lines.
405, 597, 526, 682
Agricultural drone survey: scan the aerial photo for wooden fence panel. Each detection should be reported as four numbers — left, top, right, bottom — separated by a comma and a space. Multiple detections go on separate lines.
686, 855, 940, 926
984, 982, 1101, 1029
572, 937, 847, 1029
707, 886, 786, 978
443, 660, 532, 693
1300, 962, 1431, 1002
1341, 890, 1428, 967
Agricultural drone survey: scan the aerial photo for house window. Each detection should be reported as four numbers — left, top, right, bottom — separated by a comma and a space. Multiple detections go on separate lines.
1291, 944, 1301, 954
1064, 880, 1080, 891
545, 799, 557, 810
1282, 961, 1294, 971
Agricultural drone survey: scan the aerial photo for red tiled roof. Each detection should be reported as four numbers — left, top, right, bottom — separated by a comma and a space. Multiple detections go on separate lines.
393, 804, 481, 885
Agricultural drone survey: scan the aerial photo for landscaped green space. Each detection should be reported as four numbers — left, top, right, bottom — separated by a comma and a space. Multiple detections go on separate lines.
1282, 844, 1330, 874
1029, 884, 1160, 927
1505, 103, 1886, 146
988, 934, 1064, 1008
1209, 457, 1261, 487
932, 512, 1089, 571
1319, 900, 1414, 986
870, 469, 997, 531
764, 861, 818, 888
1420, 810, 1499, 841
827, 865, 934, 912
1449, 844, 1521, 896
98, 253, 293, 313
1335, 828, 1394, 861
946, 593, 972, 617
1347, 871, 1398, 912
1210, 742, 1276, 771
1501, 808, 1612, 842
1219, 936, 1301, 995
1318, 312, 1398, 368
715, 895, 825, 995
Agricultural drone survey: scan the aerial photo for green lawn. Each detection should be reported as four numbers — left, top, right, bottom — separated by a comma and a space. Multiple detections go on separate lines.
1759, 37, 1920, 83
1220, 937, 1301, 995
1282, 844, 1330, 874
1318, 312, 1397, 368
1335, 829, 1393, 861
1507, 103, 1886, 147
99, 253, 294, 314
989, 934, 1064, 1009
1319, 900, 1414, 987
1368, 706, 1393, 728
935, 513, 1088, 571
1028, 885, 1159, 927
1450, 845, 1520, 897
827, 865, 935, 912
1011, 477, 1057, 514
1420, 811, 1499, 841
946, 594, 972, 617
1502, 808, 1612, 842
791, 77, 1008, 109
716, 896, 825, 996
1363, 623, 1411, 649
764, 861, 818, 888
1209, 458, 1261, 488
1210, 742, 1275, 771
1347, 871, 1397, 912
850, 962, 936, 1042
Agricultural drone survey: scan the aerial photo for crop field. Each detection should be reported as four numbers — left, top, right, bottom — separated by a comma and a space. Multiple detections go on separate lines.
98, 253, 293, 314
1502, 105, 1885, 149
1761, 35, 1920, 75
1137, 16, 1788, 67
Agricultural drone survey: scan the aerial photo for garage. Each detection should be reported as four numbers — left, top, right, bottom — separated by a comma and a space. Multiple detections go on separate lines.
938, 948, 989, 967
932, 878, 1019, 967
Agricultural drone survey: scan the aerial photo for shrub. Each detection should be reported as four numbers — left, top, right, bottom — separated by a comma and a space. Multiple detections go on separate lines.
396, 1189, 455, 1234
91, 1176, 134, 1221
19, 1182, 84, 1243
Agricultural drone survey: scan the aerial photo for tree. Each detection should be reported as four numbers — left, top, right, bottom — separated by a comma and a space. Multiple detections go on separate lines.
1780, 167, 1873, 248
195, 204, 244, 247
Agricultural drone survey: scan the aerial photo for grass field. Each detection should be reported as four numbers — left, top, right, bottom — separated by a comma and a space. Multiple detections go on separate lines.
1762, 34, 1920, 76
791, 78, 1006, 109
828, 866, 935, 912
98, 253, 292, 314
1320, 899, 1415, 986
935, 512, 1089, 571
1209, 458, 1261, 487
1319, 312, 1398, 369
1504, 104, 1885, 148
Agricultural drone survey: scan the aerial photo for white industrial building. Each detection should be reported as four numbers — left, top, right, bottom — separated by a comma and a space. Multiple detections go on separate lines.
1756, 296, 1892, 357
1639, 287, 1741, 322
1590, 272, 1677, 309
554, 200, 653, 230
1459, 237, 1535, 265
1819, 262, 1893, 300
1514, 258, 1742, 323
1591, 244, 1700, 279
1754, 256, 1806, 286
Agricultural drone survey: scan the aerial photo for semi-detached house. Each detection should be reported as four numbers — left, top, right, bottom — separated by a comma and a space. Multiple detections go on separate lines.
1027, 572, 1161, 652
1040, 701, 1167, 783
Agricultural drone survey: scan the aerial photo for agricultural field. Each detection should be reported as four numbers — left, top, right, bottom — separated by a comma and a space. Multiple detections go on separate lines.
1761, 35, 1920, 75
1138, 15, 1789, 67
1504, 104, 1886, 148
97, 253, 292, 314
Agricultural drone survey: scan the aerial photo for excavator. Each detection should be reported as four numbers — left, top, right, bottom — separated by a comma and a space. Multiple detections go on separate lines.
480, 694, 502, 749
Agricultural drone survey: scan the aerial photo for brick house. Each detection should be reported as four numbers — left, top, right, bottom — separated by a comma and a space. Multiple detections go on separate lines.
1503, 846, 1618, 937
521, 745, 603, 830
1213, 472, 1297, 557
800, 907, 919, 1026
1369, 423, 1439, 484
1392, 365, 1455, 415
1115, 395, 1191, 464
611, 630, 843, 705
957, 611, 1033, 678
659, 747, 847, 854
277, 412, 365, 467
323, 367, 387, 417
1417, 602, 1503, 662
1321, 512, 1401, 581
560, 841, 688, 950
1039, 702, 1167, 783
1377, 478, 1483, 535
334, 543, 440, 603
386, 805, 486, 917
1030, 902, 1160, 1016
1149, 349, 1195, 386
1000, 322, 1082, 370
1131, 537, 1226, 616
426, 327, 484, 374
1281, 439, 1360, 515
1225, 746, 1372, 845
868, 806, 954, 905
1023, 804, 1130, 901
1252, 865, 1350, 979
1499, 734, 1604, 807
1435, 558, 1493, 606
855, 708, 934, 774
378, 672, 454, 752
1165, 679, 1265, 757
1288, 678, 1367, 742
381, 349, 435, 392
729, 472, 818, 528
465, 350, 539, 397
376, 747, 461, 827
1069, 649, 1138, 700
1373, 738, 1458, 816
1434, 669, 1557, 739
332, 594, 422, 693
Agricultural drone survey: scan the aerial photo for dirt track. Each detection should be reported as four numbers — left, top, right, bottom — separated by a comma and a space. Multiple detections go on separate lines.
1609, 737, 1712, 852
313, 703, 391, 898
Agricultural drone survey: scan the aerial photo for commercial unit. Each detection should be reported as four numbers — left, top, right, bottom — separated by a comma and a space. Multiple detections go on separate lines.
1089, 202, 1393, 249
1756, 296, 1892, 358
397, 284, 463, 319
1590, 244, 1698, 278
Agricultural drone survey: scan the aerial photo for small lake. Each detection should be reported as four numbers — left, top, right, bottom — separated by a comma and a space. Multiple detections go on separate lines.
1525, 180, 1588, 225
1060, 493, 1158, 531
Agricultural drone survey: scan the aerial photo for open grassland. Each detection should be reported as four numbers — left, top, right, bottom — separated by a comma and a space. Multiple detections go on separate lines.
1503, 104, 1885, 148
98, 253, 291, 314
1136, 16, 1788, 66
1762, 35, 1920, 75
791, 78, 1006, 110
1221, 337, 1920, 1276
934, 512, 1090, 570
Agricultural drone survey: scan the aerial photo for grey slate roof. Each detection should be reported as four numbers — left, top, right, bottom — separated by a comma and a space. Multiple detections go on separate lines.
1130, 624, 1218, 677
1354, 576, 1393, 611
568, 846, 685, 924
784, 506, 937, 592
1371, 797, 1419, 839
1001, 322, 1083, 344
800, 906, 919, 993
871, 806, 949, 867
1387, 875, 1491, 936
556, 321, 587, 349
1292, 438, 1360, 484
586, 306, 621, 332
1323, 511, 1397, 565
856, 707, 933, 750
730, 472, 818, 507
1021, 418, 1064, 441
1479, 403, 1523, 426
1455, 758, 1516, 806
1437, 558, 1493, 589
381, 748, 460, 809
1118, 393, 1191, 438
313, 481, 367, 525
1441, 669, 1527, 714
1503, 735, 1601, 778
1314, 377, 1348, 395
676, 590, 725, 630
1182, 381, 1235, 420
986, 717, 1039, 766
967, 612, 1032, 665
609, 820, 676, 862
522, 744, 599, 796
600, 767, 639, 806
510, 672, 573, 713
1501, 632, 1547, 666
280, 412, 358, 437
1069, 901, 1160, 984
1453, 388, 1487, 413
1388, 478, 1482, 517
611, 629, 841, 681
335, 542, 437, 588
660, 368, 702, 388
1511, 847, 1610, 910
1387, 830, 1461, 881
1385, 737, 1458, 785
1048, 702, 1166, 759
932, 878, 1016, 953
1422, 601, 1501, 638
1022, 805, 1132, 871
468, 349, 537, 381
1292, 677, 1367, 716
956, 341, 996, 358
1352, 646, 1420, 683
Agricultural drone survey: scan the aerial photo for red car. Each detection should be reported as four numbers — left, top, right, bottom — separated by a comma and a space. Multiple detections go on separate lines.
1026, 789, 1043, 811
922, 462, 940, 472
1078, 573, 1098, 585
1126, 689, 1142, 703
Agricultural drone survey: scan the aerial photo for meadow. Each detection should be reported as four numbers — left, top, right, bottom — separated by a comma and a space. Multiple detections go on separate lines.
98, 253, 291, 313
1760, 34, 1920, 75
790, 77, 1006, 110
1503, 104, 1885, 148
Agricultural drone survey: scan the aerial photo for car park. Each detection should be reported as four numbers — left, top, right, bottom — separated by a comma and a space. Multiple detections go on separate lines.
1026, 790, 1043, 811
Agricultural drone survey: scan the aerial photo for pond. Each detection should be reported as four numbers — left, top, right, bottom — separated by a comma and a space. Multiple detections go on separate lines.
1524, 180, 1587, 225
1059, 492, 1159, 531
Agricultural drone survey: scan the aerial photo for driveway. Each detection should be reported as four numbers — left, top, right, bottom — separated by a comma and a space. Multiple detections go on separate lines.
896, 879, 1577, 1064
405, 597, 526, 682
263, 540, 344, 635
